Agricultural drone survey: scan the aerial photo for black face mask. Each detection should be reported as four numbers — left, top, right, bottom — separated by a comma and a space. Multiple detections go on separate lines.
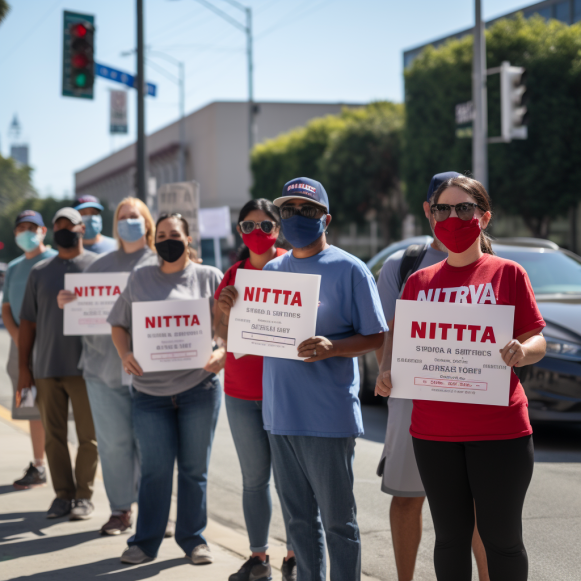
54, 228, 81, 249
155, 239, 185, 263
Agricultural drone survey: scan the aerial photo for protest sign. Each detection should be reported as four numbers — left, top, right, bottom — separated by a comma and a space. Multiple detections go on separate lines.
132, 298, 212, 372
64, 273, 129, 336
391, 300, 514, 406
227, 269, 321, 360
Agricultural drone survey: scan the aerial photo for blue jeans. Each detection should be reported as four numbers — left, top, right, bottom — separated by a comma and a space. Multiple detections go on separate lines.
268, 434, 360, 581
225, 395, 292, 553
129, 376, 221, 558
85, 379, 139, 512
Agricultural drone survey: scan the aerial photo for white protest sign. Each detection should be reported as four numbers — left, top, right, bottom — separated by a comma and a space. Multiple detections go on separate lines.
157, 181, 200, 251
227, 269, 321, 361
64, 273, 129, 336
390, 300, 514, 406
132, 298, 212, 373
199, 206, 232, 239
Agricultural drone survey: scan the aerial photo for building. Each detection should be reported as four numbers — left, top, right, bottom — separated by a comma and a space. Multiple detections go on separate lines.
403, 0, 581, 69
74, 100, 360, 214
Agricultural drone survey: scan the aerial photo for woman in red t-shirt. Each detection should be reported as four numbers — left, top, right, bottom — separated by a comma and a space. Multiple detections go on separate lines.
215, 199, 295, 580
376, 176, 546, 581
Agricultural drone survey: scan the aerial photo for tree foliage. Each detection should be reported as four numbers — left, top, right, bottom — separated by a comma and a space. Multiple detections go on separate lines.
0, 1, 10, 24
251, 102, 405, 237
0, 154, 36, 208
404, 14, 581, 237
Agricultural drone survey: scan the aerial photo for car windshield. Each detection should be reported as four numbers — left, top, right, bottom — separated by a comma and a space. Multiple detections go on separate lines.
494, 248, 581, 295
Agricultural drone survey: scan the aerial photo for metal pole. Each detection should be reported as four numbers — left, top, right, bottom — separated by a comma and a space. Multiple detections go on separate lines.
472, 0, 488, 189
213, 237, 222, 271
136, 0, 146, 201
246, 7, 256, 152
179, 61, 186, 182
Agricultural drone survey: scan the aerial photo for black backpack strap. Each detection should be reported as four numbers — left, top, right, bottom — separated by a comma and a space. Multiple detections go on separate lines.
398, 243, 429, 296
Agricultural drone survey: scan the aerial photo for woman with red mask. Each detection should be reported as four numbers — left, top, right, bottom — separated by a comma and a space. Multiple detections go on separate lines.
376, 176, 546, 581
215, 199, 296, 581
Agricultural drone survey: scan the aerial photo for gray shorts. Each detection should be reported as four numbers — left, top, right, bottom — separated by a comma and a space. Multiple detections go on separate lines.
377, 397, 425, 497
7, 339, 42, 421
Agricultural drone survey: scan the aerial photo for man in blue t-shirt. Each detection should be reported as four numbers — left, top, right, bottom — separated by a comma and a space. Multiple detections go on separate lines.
263, 178, 388, 580
74, 195, 117, 254
2, 210, 57, 490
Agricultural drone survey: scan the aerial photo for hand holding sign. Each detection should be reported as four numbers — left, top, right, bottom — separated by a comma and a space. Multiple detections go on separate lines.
218, 285, 238, 317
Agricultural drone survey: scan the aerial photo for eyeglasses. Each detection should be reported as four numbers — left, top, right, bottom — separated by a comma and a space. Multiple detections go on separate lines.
430, 203, 483, 222
239, 220, 277, 235
280, 204, 324, 220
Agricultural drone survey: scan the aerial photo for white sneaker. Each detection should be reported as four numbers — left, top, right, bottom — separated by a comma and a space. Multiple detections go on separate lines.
121, 545, 153, 564
189, 543, 213, 565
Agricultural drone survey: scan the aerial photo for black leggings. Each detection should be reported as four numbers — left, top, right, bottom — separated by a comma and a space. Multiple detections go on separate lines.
413, 435, 534, 581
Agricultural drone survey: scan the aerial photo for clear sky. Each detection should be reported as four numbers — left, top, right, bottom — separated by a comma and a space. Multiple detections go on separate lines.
0, 0, 534, 198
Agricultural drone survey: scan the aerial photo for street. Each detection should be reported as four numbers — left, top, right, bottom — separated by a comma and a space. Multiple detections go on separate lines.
0, 327, 580, 580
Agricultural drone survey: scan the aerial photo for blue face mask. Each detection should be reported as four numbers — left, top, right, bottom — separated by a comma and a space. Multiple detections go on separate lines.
15, 230, 42, 252
281, 215, 326, 249
117, 217, 146, 242
82, 214, 103, 239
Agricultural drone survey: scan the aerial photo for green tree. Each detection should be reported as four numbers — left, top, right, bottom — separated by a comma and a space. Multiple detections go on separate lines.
0, 1, 10, 24
0, 153, 36, 208
404, 14, 581, 238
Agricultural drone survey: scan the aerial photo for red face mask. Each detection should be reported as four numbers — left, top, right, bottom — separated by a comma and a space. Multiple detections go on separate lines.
242, 229, 278, 255
434, 217, 481, 254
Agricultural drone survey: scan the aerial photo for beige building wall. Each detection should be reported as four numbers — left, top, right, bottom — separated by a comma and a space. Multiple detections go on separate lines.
75, 101, 359, 214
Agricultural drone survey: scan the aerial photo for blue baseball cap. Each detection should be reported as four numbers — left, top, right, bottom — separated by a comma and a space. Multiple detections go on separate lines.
274, 177, 330, 213
15, 210, 45, 228
74, 194, 104, 212
427, 171, 462, 202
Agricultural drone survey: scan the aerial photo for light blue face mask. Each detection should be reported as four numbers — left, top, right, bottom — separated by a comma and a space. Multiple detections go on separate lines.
15, 230, 42, 252
82, 214, 103, 239
117, 217, 146, 243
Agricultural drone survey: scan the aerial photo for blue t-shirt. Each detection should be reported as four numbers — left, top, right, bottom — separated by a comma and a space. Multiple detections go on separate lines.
84, 235, 117, 254
262, 246, 388, 438
2, 248, 58, 325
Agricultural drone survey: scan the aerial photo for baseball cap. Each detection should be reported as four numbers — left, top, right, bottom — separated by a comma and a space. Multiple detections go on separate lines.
52, 207, 83, 226
427, 171, 462, 202
274, 177, 329, 212
74, 195, 104, 212
15, 210, 44, 228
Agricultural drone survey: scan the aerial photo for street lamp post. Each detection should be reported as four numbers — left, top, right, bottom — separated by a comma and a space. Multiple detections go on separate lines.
136, 0, 147, 202
192, 0, 256, 151
472, 0, 488, 189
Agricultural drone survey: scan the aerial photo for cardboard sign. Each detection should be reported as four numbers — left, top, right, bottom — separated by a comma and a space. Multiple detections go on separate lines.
64, 273, 129, 336
390, 300, 514, 406
227, 269, 321, 360
132, 298, 212, 372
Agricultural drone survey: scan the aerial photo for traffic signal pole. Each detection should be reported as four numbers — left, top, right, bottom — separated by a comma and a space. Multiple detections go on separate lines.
472, 0, 488, 190
136, 0, 146, 202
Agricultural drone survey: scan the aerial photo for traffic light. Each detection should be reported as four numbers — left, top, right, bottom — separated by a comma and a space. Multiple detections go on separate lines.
500, 61, 528, 142
62, 11, 95, 99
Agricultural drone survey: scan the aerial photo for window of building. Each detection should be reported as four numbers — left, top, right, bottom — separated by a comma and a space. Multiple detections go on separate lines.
575, 0, 581, 22
554, 1, 571, 23
535, 7, 553, 19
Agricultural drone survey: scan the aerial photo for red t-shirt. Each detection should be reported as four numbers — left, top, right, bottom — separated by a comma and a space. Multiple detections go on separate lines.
214, 248, 287, 401
400, 254, 545, 442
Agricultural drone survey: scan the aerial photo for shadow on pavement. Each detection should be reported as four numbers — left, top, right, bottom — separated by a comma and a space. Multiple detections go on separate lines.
531, 421, 581, 463
0, 510, 74, 541
0, 530, 98, 560
0, 484, 20, 495
7, 557, 191, 580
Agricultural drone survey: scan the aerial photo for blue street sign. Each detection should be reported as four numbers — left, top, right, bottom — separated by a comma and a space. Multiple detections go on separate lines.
95, 63, 157, 97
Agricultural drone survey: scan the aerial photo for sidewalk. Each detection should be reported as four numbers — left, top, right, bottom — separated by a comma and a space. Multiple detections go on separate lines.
0, 409, 249, 581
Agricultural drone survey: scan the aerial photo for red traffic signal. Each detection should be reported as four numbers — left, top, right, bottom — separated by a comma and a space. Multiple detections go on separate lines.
69, 20, 94, 90
71, 23, 88, 38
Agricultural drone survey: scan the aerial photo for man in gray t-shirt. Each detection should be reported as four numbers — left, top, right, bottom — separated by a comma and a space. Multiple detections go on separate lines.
19, 207, 98, 521
375, 172, 489, 581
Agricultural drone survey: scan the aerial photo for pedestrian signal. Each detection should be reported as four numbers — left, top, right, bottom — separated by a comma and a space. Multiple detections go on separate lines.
500, 61, 528, 142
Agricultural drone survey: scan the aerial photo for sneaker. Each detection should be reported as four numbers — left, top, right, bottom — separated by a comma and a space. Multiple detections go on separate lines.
121, 545, 153, 564
281, 557, 297, 581
164, 519, 175, 538
100, 511, 133, 535
13, 463, 47, 490
70, 498, 94, 520
46, 497, 71, 519
229, 555, 272, 581
189, 543, 213, 565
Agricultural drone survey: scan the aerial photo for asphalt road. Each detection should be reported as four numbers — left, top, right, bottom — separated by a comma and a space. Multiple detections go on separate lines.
1, 327, 580, 580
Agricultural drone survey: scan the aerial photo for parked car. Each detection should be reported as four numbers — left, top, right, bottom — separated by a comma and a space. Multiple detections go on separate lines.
360, 237, 581, 422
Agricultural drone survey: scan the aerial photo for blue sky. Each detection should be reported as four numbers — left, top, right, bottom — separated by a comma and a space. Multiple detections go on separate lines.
0, 0, 533, 197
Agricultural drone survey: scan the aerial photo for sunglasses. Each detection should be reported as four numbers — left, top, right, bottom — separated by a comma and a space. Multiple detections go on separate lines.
280, 204, 324, 220
430, 203, 483, 222
239, 220, 277, 235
